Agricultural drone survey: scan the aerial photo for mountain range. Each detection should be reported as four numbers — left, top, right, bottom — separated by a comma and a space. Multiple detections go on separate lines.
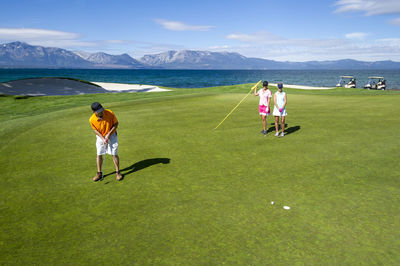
1, 42, 400, 70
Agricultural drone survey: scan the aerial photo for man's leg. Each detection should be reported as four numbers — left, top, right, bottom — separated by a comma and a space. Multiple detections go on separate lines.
93, 155, 103, 181
112, 155, 120, 172
97, 155, 103, 172
113, 155, 123, 181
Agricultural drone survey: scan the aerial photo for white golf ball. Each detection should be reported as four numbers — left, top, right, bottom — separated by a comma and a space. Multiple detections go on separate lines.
283, 206, 290, 210
271, 201, 274, 205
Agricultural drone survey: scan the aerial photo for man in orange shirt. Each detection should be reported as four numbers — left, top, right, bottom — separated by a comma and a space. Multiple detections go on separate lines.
89, 102, 123, 181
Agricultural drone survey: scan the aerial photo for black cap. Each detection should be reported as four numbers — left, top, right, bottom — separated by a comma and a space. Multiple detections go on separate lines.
263, 81, 268, 87
91, 102, 104, 113
277, 83, 283, 89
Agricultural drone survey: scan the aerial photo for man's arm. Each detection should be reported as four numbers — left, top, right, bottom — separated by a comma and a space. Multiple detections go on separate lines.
105, 122, 119, 142
93, 129, 106, 144
90, 118, 106, 143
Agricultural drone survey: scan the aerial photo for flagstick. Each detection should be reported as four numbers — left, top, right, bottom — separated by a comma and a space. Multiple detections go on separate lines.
214, 80, 262, 130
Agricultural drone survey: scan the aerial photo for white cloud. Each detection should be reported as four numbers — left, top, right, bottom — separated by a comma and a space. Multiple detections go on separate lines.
334, 0, 400, 26
105, 40, 127, 44
155, 19, 215, 31
29, 40, 98, 48
390, 17, 400, 25
0, 27, 128, 52
376, 38, 400, 46
0, 28, 79, 40
208, 45, 230, 50
345, 32, 368, 39
0, 29, 184, 57
225, 31, 346, 48
226, 31, 283, 43
0, 27, 99, 49
334, 0, 400, 15
223, 31, 400, 61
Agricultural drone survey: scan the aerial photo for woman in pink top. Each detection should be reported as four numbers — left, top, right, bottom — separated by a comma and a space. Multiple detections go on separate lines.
254, 81, 272, 135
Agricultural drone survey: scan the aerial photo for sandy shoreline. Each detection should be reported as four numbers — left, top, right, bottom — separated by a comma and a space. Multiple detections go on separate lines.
96, 82, 334, 91
269, 83, 334, 90
0, 78, 335, 96
91, 82, 170, 93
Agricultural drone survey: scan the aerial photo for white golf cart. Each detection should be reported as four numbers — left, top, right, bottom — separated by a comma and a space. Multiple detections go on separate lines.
336, 76, 356, 88
364, 77, 386, 90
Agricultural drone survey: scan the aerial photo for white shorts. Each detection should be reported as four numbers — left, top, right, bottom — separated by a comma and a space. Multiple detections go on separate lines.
273, 107, 287, 117
96, 133, 118, 155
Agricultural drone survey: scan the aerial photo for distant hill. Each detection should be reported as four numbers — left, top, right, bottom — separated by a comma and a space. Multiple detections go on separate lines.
0, 42, 145, 69
0, 42, 92, 68
138, 50, 263, 69
76, 52, 145, 69
137, 51, 400, 70
1, 41, 400, 69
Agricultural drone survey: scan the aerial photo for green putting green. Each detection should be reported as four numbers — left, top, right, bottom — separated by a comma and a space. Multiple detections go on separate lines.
1, 84, 399, 264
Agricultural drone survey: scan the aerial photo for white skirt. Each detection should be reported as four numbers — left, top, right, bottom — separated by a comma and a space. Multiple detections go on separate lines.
96, 133, 118, 155
273, 106, 287, 116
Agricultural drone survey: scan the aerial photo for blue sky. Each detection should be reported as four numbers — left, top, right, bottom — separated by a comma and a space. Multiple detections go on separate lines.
1, 0, 400, 61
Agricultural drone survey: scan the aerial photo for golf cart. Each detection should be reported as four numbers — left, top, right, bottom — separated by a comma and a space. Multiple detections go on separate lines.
364, 77, 386, 90
336, 76, 356, 88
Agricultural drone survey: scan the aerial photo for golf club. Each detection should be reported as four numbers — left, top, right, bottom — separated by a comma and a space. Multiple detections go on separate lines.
102, 143, 108, 176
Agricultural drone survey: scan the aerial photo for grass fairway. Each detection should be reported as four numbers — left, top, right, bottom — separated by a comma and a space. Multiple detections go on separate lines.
1, 85, 399, 264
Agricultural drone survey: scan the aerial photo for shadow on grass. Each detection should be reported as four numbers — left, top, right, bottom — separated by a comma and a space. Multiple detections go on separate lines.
14, 95, 35, 100
267, 126, 276, 134
285, 125, 301, 135
103, 158, 170, 181
267, 123, 301, 135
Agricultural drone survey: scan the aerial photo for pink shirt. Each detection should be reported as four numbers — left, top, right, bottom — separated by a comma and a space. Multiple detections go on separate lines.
258, 88, 272, 106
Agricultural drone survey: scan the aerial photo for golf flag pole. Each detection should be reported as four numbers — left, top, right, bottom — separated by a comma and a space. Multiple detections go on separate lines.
214, 80, 262, 130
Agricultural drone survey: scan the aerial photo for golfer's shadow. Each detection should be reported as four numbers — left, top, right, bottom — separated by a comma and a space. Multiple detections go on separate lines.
103, 158, 170, 180
267, 123, 301, 135
285, 125, 301, 135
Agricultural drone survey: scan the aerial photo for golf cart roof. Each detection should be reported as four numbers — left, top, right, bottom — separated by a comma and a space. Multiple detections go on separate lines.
340, 76, 354, 78
368, 76, 384, 79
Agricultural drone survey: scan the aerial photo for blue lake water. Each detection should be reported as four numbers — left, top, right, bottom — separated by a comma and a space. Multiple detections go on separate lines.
1, 69, 399, 89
